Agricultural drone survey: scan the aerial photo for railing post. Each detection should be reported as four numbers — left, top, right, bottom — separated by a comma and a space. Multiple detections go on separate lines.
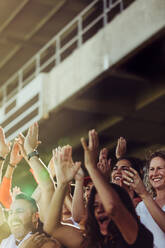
18, 70, 23, 91
109, 0, 113, 9
35, 54, 40, 76
2, 86, 7, 105
56, 36, 61, 65
120, 0, 124, 12
78, 16, 83, 48
103, 0, 108, 26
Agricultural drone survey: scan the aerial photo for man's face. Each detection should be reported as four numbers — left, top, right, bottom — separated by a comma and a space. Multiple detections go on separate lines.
8, 199, 35, 240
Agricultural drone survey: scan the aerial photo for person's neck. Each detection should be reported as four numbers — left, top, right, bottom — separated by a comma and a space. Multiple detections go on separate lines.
155, 189, 165, 207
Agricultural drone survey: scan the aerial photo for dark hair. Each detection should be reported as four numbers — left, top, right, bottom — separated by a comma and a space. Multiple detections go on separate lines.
15, 193, 38, 213
81, 183, 139, 248
116, 156, 144, 179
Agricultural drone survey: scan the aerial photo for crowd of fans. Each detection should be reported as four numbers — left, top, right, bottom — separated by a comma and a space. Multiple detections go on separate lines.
0, 122, 165, 247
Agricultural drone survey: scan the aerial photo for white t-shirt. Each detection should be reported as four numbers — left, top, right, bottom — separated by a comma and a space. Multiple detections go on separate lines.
136, 201, 165, 248
0, 232, 32, 248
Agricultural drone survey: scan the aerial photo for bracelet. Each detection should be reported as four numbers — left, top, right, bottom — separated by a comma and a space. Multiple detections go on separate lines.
0, 156, 5, 161
27, 150, 39, 160
9, 163, 16, 168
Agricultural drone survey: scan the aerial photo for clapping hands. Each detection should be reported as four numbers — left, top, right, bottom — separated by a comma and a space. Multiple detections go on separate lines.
53, 145, 81, 185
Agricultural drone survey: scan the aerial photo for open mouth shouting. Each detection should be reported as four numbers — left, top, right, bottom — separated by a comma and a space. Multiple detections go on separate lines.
97, 215, 111, 235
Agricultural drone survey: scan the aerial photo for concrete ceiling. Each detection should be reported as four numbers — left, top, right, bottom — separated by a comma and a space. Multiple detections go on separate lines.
0, 0, 93, 86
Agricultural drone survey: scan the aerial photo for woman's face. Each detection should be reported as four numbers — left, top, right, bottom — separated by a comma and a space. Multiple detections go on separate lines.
149, 156, 165, 190
94, 193, 111, 236
111, 159, 132, 186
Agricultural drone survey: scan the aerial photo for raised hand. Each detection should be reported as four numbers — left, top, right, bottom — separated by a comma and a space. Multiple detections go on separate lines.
24, 122, 39, 153
97, 148, 111, 179
116, 137, 127, 159
48, 156, 56, 179
53, 145, 81, 185
81, 129, 99, 169
0, 126, 10, 159
122, 167, 147, 197
19, 233, 48, 248
12, 186, 21, 200
74, 167, 84, 182
10, 141, 23, 166
16, 133, 28, 162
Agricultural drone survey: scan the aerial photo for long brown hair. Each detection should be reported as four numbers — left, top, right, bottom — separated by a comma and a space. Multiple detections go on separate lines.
81, 183, 139, 248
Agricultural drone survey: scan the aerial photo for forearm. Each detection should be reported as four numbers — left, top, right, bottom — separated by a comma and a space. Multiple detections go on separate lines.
64, 192, 72, 213
28, 156, 54, 190
4, 164, 15, 179
0, 176, 12, 209
87, 164, 121, 213
44, 183, 68, 235
0, 204, 6, 226
140, 192, 165, 232
0, 161, 5, 183
72, 180, 85, 222
28, 156, 55, 222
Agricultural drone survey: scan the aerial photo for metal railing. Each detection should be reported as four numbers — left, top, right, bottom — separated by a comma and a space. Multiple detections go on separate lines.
0, 0, 127, 106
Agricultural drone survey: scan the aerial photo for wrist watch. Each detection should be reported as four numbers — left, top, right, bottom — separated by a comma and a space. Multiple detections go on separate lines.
0, 156, 5, 161
27, 150, 39, 160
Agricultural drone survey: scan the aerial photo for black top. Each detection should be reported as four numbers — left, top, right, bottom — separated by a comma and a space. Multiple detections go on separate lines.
103, 223, 153, 248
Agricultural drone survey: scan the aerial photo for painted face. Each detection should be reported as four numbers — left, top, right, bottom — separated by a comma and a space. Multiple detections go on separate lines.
149, 157, 165, 190
84, 181, 93, 202
8, 199, 36, 240
94, 193, 111, 235
111, 159, 132, 186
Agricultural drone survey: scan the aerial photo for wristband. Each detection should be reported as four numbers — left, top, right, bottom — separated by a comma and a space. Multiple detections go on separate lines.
27, 150, 39, 160
0, 156, 5, 161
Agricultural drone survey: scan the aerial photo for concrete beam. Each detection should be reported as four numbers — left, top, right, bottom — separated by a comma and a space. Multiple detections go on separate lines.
109, 69, 148, 83
65, 98, 133, 115
0, 0, 66, 70
24, 0, 67, 40
0, 0, 29, 33
36, 0, 62, 6
136, 82, 165, 110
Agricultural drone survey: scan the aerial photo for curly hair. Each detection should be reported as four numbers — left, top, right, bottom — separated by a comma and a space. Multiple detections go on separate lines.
145, 150, 165, 197
81, 183, 139, 248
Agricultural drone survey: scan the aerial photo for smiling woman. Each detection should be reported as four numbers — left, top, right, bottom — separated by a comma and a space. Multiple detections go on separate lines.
135, 151, 165, 248
111, 156, 143, 207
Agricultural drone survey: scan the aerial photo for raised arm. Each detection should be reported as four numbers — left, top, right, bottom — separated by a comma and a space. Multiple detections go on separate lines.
81, 130, 138, 245
0, 127, 10, 183
116, 137, 127, 159
47, 152, 73, 218
0, 203, 11, 242
97, 148, 111, 180
44, 146, 83, 248
0, 141, 22, 209
123, 167, 165, 232
17, 122, 55, 222
72, 167, 85, 223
